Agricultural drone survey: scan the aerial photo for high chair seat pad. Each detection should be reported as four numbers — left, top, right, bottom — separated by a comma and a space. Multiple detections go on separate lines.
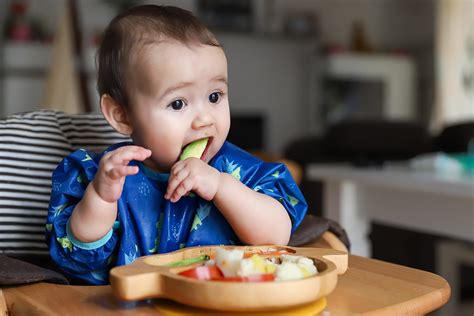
0, 254, 68, 285
289, 215, 351, 250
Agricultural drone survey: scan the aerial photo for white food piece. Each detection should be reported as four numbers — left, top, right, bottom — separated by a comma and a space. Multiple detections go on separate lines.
215, 248, 244, 277
213, 249, 318, 281
276, 261, 305, 281
238, 254, 277, 277
275, 255, 318, 281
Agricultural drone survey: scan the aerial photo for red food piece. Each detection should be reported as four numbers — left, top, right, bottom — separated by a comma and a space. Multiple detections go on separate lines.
217, 274, 275, 282
178, 266, 275, 282
178, 265, 223, 280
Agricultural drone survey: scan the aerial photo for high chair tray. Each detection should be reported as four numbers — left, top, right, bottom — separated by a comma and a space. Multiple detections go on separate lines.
110, 245, 348, 311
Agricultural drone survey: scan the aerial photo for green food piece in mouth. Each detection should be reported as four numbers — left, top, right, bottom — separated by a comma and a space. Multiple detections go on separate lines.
179, 138, 208, 160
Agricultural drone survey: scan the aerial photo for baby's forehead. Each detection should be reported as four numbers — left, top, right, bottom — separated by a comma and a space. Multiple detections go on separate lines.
126, 40, 227, 94
125, 39, 177, 76
136, 39, 225, 67
129, 39, 203, 69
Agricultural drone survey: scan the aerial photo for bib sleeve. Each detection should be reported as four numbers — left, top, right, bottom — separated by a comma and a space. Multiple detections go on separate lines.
46, 149, 119, 284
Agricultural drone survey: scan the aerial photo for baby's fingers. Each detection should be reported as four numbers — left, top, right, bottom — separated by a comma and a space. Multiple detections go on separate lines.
108, 146, 151, 165
165, 167, 190, 200
106, 165, 139, 180
170, 179, 194, 202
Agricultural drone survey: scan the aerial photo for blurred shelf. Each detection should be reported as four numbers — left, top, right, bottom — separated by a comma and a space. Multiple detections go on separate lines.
326, 52, 415, 80
323, 52, 417, 121
3, 42, 52, 72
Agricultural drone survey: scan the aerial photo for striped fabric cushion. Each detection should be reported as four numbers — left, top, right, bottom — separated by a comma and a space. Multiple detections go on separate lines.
0, 110, 129, 256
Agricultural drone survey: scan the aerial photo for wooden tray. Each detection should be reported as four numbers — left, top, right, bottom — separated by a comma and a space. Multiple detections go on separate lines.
110, 245, 348, 312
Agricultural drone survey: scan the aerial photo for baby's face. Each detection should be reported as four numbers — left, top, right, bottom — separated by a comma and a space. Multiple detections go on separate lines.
126, 41, 230, 172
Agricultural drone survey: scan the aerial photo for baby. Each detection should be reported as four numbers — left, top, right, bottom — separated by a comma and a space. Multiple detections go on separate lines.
46, 5, 307, 285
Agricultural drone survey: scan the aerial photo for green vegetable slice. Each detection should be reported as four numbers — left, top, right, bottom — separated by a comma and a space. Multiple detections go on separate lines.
166, 255, 210, 267
179, 138, 208, 160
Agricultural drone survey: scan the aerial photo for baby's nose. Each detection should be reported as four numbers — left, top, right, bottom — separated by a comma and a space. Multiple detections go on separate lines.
192, 111, 213, 129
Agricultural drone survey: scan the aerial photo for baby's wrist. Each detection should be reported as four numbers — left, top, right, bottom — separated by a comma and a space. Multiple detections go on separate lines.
91, 179, 118, 204
213, 172, 232, 202
70, 181, 118, 241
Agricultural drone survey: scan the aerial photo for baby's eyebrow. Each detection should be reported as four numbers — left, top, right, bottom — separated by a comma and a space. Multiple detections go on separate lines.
161, 82, 193, 98
159, 75, 228, 100
211, 75, 228, 86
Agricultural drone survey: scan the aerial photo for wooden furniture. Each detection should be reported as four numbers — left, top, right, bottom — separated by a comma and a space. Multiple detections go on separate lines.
0, 233, 346, 316
307, 163, 474, 257
2, 254, 450, 315
0, 289, 7, 315
306, 231, 348, 253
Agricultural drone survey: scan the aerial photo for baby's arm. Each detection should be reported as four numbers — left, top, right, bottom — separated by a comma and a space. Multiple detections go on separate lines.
213, 172, 292, 245
166, 158, 292, 245
69, 146, 151, 242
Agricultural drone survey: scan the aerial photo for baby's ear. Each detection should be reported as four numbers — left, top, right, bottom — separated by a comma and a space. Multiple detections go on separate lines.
100, 94, 133, 135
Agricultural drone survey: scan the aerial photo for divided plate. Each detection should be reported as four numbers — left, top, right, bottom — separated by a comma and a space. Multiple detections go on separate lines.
110, 245, 348, 311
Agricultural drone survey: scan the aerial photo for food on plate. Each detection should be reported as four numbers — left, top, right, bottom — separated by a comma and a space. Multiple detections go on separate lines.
215, 248, 245, 277
166, 255, 209, 267
179, 138, 208, 160
276, 254, 318, 281
176, 248, 318, 282
178, 265, 223, 280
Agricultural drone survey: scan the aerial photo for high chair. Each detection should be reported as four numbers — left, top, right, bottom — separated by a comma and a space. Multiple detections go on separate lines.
0, 110, 348, 285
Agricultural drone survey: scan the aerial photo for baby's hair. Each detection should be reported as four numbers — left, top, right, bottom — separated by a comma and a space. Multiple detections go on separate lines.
97, 5, 220, 108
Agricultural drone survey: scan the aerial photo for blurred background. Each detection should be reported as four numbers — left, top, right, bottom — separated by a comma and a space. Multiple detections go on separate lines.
0, 0, 473, 314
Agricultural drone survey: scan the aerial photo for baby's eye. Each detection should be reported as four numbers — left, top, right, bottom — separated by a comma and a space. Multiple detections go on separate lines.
168, 99, 186, 111
208, 92, 221, 104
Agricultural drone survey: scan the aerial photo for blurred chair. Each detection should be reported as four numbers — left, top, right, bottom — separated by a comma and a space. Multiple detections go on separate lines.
435, 121, 474, 153
285, 119, 434, 167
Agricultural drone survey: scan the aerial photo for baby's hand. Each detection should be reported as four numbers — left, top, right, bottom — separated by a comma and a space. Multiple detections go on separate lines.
93, 146, 151, 203
165, 158, 221, 202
